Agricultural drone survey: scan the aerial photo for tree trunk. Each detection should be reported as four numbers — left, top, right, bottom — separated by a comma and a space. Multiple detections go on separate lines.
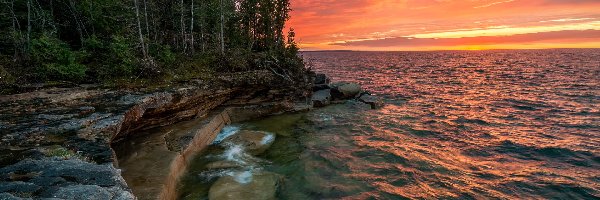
27, 0, 31, 53
10, 0, 21, 59
190, 0, 194, 54
200, 0, 204, 52
143, 0, 149, 37
133, 0, 147, 58
219, 0, 224, 54
180, 0, 186, 52
68, 0, 86, 46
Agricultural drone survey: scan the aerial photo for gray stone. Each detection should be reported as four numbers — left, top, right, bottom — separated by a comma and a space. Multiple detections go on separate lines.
52, 185, 112, 200
314, 73, 330, 85
358, 94, 385, 109
330, 82, 361, 100
0, 193, 30, 200
311, 89, 331, 107
0, 158, 133, 199
0, 181, 40, 194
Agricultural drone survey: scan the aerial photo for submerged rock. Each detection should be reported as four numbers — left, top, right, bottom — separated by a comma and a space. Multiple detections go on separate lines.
205, 160, 242, 170
358, 94, 385, 109
330, 82, 361, 100
311, 89, 331, 107
208, 171, 281, 200
222, 130, 276, 155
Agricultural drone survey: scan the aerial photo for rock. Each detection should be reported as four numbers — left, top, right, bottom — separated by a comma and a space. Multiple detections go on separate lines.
205, 160, 242, 170
314, 73, 330, 85
222, 130, 276, 155
358, 94, 385, 109
52, 185, 112, 200
208, 171, 281, 200
0, 193, 26, 200
330, 82, 361, 100
0, 158, 134, 199
312, 84, 330, 91
311, 89, 331, 107
0, 181, 41, 194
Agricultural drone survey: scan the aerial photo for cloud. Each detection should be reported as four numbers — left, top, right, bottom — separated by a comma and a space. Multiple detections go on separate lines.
289, 0, 600, 50
542, 0, 600, 4
331, 30, 600, 47
473, 0, 516, 9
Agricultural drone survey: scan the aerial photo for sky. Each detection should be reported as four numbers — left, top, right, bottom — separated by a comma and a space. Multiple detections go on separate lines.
287, 0, 600, 51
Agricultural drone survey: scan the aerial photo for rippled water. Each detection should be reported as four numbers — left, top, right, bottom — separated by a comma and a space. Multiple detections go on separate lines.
180, 49, 600, 199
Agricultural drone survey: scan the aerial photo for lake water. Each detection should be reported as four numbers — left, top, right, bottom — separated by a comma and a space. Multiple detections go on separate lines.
180, 49, 600, 199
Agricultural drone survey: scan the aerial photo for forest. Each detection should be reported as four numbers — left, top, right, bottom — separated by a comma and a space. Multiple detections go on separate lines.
0, 0, 303, 88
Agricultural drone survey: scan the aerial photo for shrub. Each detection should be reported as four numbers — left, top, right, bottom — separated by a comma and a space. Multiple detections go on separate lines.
30, 35, 87, 82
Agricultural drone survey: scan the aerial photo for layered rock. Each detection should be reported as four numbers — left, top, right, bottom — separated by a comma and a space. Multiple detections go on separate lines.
0, 70, 310, 199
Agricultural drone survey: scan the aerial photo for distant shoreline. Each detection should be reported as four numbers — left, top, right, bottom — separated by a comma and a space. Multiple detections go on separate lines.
300, 48, 600, 53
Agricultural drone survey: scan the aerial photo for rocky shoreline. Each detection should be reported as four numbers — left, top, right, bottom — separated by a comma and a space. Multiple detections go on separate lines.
0, 70, 383, 199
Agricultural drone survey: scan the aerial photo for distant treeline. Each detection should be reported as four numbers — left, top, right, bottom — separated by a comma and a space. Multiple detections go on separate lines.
0, 0, 303, 85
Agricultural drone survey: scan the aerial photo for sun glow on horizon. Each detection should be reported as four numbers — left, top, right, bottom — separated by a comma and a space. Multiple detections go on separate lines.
288, 0, 600, 51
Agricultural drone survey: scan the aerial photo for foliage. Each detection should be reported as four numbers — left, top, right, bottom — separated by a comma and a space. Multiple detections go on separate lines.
30, 34, 87, 81
0, 0, 304, 86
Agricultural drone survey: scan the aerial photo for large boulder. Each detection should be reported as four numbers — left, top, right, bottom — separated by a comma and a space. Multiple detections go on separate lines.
222, 130, 276, 155
311, 89, 331, 107
358, 94, 385, 109
312, 84, 330, 91
330, 82, 361, 100
314, 73, 330, 85
208, 171, 281, 200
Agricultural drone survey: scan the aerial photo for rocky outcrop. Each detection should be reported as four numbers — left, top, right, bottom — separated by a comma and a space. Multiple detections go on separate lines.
330, 82, 362, 100
0, 158, 134, 199
311, 89, 331, 107
310, 74, 384, 109
358, 93, 385, 109
208, 171, 281, 200
0, 70, 310, 199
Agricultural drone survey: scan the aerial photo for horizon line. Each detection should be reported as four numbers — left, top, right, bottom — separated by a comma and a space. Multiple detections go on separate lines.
299, 47, 600, 52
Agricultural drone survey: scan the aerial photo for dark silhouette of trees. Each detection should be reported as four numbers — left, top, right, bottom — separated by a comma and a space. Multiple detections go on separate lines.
0, 0, 302, 85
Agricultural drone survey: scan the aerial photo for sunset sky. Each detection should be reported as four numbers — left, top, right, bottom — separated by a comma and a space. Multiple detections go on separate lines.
287, 0, 600, 51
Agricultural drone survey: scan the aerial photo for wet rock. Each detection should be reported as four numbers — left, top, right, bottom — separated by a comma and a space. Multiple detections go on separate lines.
208, 171, 281, 200
314, 73, 330, 85
358, 94, 385, 109
330, 82, 361, 100
205, 160, 242, 170
311, 89, 331, 107
222, 130, 276, 155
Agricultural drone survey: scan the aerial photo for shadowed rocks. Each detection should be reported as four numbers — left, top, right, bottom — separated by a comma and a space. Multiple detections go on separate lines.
311, 74, 385, 109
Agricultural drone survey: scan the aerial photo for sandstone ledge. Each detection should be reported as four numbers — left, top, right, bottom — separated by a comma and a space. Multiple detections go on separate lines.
0, 70, 310, 199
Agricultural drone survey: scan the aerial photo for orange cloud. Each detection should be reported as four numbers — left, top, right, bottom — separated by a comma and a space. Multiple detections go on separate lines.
287, 0, 600, 50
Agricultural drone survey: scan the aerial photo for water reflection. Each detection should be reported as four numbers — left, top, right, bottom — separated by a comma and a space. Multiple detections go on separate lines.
181, 49, 600, 199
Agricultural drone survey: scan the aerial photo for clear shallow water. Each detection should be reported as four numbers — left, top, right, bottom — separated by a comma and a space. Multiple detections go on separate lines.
180, 49, 600, 199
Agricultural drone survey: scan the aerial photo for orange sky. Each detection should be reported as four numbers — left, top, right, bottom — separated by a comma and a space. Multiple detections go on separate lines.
287, 0, 600, 50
